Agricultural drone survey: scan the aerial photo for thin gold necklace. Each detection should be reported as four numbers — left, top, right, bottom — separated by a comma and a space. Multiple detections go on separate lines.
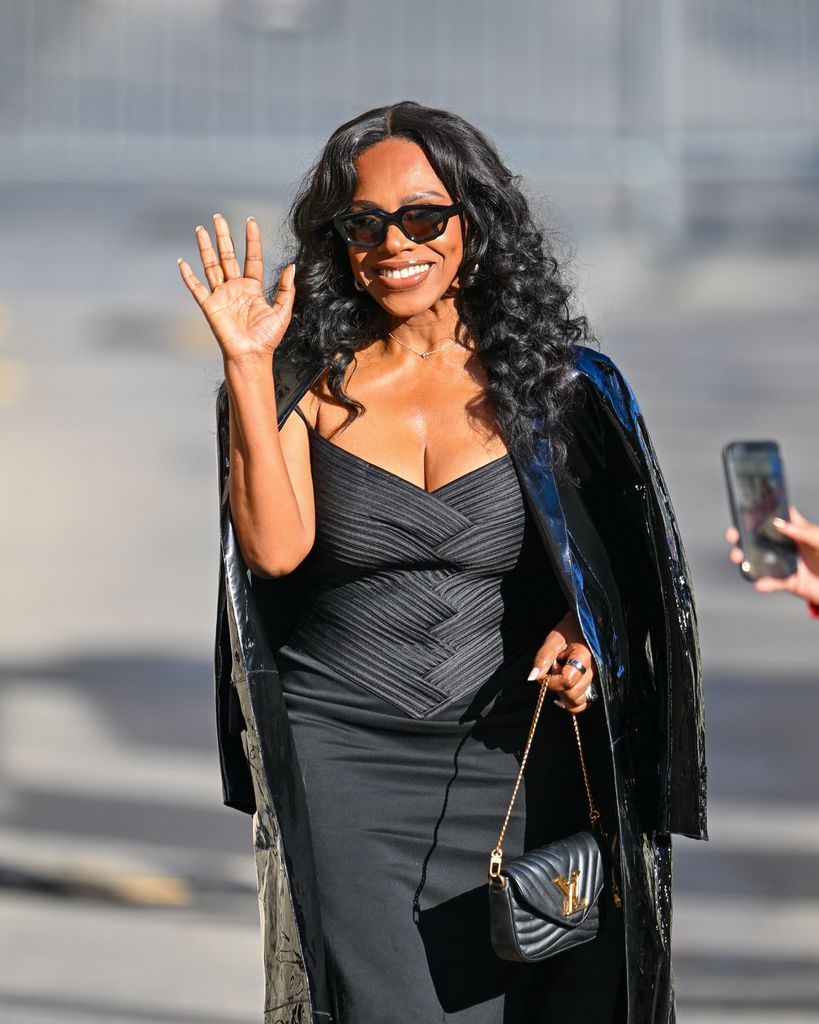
387, 330, 460, 360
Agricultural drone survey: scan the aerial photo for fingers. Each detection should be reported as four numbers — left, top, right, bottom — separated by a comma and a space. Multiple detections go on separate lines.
773, 513, 819, 551
551, 646, 594, 704
754, 574, 798, 594
177, 258, 210, 307
537, 643, 595, 715
192, 215, 261, 293
563, 676, 593, 703
723, 525, 745, 563
271, 262, 297, 313
526, 613, 595, 713
213, 213, 241, 280
552, 682, 589, 714
554, 645, 593, 682
527, 639, 562, 682
244, 216, 264, 284
526, 610, 577, 682
526, 617, 595, 714
557, 699, 589, 716
196, 224, 224, 291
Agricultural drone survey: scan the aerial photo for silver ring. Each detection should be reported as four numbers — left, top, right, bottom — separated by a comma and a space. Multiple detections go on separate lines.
565, 657, 587, 676
585, 684, 599, 703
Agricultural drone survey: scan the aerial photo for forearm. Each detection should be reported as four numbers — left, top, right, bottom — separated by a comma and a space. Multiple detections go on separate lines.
224, 354, 310, 576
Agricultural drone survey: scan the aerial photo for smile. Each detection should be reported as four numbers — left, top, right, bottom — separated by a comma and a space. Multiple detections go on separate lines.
374, 263, 433, 282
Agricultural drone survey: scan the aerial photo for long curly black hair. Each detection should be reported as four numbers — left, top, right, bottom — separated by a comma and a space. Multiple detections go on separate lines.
271, 100, 595, 474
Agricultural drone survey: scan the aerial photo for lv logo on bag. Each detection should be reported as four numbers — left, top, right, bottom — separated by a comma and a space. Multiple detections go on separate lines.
552, 869, 588, 916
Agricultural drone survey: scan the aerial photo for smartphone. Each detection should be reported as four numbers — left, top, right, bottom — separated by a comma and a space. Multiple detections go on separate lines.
722, 440, 798, 581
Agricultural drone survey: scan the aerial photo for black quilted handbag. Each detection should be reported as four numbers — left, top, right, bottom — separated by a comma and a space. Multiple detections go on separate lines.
488, 678, 620, 963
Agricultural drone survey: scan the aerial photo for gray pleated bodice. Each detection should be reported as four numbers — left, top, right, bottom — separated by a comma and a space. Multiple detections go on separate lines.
278, 408, 567, 719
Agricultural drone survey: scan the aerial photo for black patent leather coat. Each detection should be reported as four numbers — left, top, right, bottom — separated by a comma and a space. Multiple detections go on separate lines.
213, 344, 707, 1024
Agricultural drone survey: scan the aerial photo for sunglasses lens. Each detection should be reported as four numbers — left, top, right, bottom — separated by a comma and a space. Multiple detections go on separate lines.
341, 213, 384, 245
400, 208, 447, 241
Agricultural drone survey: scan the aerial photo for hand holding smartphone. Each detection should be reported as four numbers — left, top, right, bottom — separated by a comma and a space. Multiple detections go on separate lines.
722, 440, 798, 581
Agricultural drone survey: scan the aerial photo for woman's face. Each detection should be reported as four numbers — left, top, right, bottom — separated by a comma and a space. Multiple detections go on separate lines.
344, 138, 466, 318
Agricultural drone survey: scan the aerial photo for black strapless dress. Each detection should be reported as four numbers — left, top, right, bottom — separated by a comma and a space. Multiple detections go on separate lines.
276, 407, 626, 1024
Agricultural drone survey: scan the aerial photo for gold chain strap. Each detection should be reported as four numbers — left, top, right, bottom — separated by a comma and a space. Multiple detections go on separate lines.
488, 677, 601, 881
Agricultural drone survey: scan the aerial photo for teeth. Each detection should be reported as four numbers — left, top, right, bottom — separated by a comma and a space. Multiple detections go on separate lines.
377, 263, 431, 280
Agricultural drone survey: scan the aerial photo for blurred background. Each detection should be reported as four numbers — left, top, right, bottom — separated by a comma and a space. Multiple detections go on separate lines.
1, 1, 818, 1021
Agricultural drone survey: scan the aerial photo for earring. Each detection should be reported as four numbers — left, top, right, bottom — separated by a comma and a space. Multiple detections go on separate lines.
472, 262, 480, 273
354, 277, 366, 292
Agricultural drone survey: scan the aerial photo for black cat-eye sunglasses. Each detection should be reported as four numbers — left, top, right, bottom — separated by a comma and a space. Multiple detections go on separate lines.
333, 201, 463, 248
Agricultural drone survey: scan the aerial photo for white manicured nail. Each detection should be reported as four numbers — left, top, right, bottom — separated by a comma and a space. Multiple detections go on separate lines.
527, 667, 540, 681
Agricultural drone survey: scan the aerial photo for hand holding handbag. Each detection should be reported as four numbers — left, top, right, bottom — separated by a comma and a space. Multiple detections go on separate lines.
487, 677, 621, 963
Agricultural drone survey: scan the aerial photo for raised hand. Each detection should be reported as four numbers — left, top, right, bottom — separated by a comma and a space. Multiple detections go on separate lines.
178, 214, 295, 363
725, 506, 819, 605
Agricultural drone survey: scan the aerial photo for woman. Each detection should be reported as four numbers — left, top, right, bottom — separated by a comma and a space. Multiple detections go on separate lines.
179, 101, 706, 1024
